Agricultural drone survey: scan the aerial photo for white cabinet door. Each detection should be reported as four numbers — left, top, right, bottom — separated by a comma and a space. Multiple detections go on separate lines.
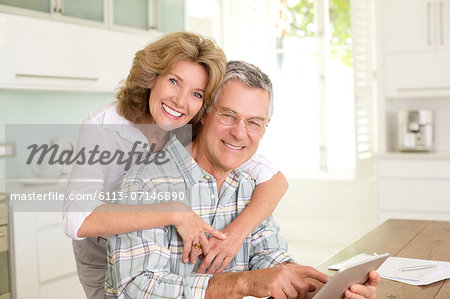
380, 0, 450, 97
439, 0, 450, 50
376, 158, 450, 222
384, 52, 450, 98
383, 0, 435, 53
0, 13, 112, 91
12, 211, 85, 299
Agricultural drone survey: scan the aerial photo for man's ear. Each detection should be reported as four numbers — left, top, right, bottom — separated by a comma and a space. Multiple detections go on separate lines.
260, 118, 270, 139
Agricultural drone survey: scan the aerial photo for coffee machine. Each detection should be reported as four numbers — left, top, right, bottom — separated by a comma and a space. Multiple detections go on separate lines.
397, 110, 434, 152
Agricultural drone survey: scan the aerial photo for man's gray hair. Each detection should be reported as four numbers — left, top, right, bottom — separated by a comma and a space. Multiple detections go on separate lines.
212, 60, 274, 119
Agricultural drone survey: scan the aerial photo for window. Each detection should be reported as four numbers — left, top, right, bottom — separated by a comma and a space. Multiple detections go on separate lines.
259, 0, 354, 178
221, 0, 375, 179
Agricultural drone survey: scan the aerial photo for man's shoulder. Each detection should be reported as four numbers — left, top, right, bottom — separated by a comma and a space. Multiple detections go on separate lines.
115, 138, 194, 199
233, 169, 256, 190
118, 149, 181, 185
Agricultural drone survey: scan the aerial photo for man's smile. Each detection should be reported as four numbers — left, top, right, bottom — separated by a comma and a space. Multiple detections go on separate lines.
222, 140, 245, 150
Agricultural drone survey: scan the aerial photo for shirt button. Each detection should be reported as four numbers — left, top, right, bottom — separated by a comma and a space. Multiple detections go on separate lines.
210, 194, 215, 199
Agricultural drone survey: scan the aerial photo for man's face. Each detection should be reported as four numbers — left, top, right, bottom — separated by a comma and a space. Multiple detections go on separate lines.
197, 79, 270, 173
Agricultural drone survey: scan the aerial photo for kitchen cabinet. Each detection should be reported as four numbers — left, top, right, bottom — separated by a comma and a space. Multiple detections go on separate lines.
376, 157, 450, 222
384, 52, 450, 98
0, 0, 185, 32
0, 13, 111, 91
112, 0, 185, 32
0, 0, 105, 23
8, 183, 85, 299
112, 0, 151, 30
0, 12, 151, 91
0, 0, 51, 14
0, 0, 185, 91
60, 0, 104, 23
383, 0, 450, 53
157, 0, 185, 33
380, 0, 450, 98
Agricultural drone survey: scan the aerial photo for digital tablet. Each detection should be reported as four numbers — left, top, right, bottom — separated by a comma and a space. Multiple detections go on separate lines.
313, 253, 390, 299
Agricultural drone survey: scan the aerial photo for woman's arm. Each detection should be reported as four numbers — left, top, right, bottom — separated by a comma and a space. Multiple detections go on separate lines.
197, 172, 288, 273
77, 201, 227, 261
77, 202, 184, 238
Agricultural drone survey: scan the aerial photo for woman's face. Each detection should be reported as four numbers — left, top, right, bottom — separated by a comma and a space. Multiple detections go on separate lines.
148, 60, 208, 129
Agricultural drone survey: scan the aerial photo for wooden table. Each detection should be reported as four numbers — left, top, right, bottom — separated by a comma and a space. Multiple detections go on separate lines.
317, 219, 450, 298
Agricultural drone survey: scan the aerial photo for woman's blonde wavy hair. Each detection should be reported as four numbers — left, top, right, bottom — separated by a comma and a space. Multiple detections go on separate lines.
117, 32, 226, 131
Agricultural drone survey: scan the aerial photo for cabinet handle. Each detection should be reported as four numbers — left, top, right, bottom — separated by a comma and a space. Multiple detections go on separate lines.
440, 1, 444, 45
427, 2, 432, 46
148, 0, 158, 30
398, 86, 450, 92
16, 74, 99, 81
59, 0, 64, 14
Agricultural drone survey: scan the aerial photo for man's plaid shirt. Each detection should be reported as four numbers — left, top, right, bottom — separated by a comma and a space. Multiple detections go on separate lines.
104, 136, 293, 299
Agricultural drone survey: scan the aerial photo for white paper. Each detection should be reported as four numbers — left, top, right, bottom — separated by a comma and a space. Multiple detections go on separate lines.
377, 257, 450, 286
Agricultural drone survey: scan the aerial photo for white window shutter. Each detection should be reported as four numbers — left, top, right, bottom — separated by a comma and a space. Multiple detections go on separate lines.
351, 0, 376, 178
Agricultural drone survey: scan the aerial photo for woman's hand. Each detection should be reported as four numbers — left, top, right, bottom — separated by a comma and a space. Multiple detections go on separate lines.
173, 207, 227, 264
196, 227, 246, 274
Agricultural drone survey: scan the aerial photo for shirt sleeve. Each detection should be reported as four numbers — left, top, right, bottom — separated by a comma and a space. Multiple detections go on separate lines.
62, 123, 108, 240
249, 216, 295, 270
105, 227, 212, 299
238, 153, 280, 185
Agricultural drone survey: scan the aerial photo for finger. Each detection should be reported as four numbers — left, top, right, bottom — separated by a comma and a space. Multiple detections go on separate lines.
197, 252, 216, 273
182, 240, 192, 263
199, 233, 210, 255
366, 270, 381, 287
349, 283, 372, 299
296, 266, 329, 283
281, 283, 298, 299
206, 255, 224, 274
190, 246, 202, 264
291, 279, 309, 299
215, 257, 232, 273
344, 289, 366, 299
307, 282, 317, 292
206, 226, 227, 240
271, 289, 287, 299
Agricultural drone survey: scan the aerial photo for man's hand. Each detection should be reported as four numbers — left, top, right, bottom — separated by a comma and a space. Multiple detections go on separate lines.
249, 263, 329, 299
206, 263, 329, 299
344, 270, 380, 299
196, 228, 245, 274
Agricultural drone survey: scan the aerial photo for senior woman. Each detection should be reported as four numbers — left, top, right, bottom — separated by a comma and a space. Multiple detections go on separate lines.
63, 32, 288, 299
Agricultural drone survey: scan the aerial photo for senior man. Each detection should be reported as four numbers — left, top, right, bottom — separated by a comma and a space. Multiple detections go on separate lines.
105, 61, 379, 299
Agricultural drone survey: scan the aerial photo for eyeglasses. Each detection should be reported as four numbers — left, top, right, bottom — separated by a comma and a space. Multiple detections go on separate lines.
212, 105, 268, 134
